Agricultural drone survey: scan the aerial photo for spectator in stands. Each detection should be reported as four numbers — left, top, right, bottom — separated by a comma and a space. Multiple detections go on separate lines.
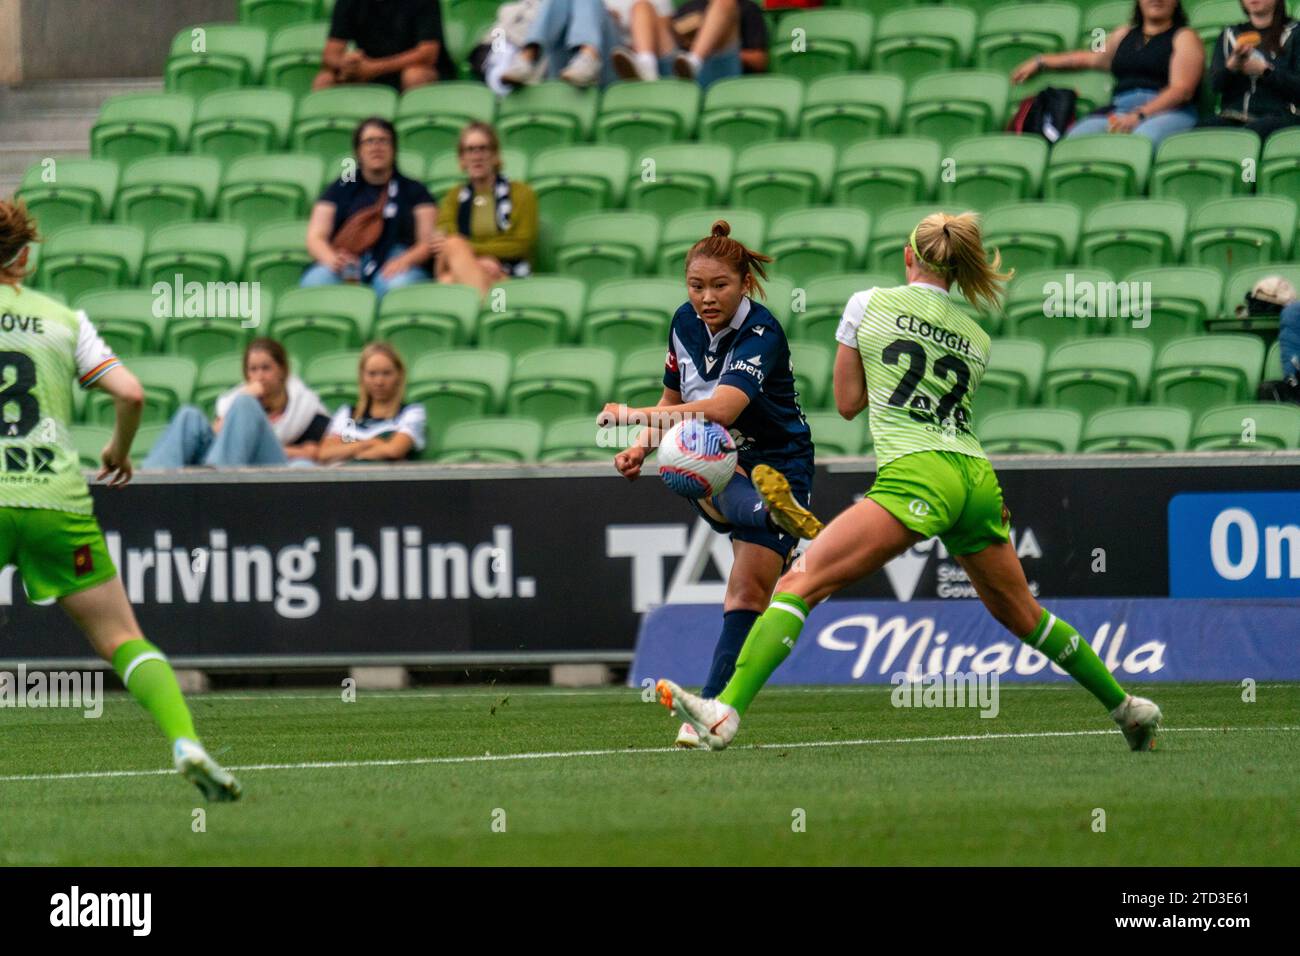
143, 339, 330, 469
1011, 0, 1202, 148
612, 0, 769, 83
1202, 0, 1300, 138
499, 0, 673, 87
318, 344, 427, 463
430, 122, 538, 296
302, 118, 437, 301
1280, 299, 1300, 391
315, 0, 456, 91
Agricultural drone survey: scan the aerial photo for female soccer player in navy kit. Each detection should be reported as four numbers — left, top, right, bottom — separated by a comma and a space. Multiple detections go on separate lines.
598, 221, 815, 748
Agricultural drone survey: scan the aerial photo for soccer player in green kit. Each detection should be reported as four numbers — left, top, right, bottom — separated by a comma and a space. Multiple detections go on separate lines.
0, 201, 241, 799
657, 211, 1163, 752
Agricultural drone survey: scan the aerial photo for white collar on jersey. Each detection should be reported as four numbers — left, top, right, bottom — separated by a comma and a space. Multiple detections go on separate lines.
700, 295, 751, 352
910, 281, 950, 295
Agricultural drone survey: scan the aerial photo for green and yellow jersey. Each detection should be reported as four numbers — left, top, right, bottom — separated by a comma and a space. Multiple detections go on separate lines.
0, 284, 120, 516
836, 282, 991, 467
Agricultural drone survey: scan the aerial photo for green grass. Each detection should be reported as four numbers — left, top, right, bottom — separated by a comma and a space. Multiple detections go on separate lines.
1, 683, 1297, 865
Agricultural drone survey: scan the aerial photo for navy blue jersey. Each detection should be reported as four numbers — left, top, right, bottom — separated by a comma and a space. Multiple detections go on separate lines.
663, 296, 814, 478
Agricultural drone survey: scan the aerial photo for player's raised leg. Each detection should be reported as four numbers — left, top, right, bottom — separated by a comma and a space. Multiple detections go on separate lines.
60, 574, 242, 799
954, 541, 1162, 751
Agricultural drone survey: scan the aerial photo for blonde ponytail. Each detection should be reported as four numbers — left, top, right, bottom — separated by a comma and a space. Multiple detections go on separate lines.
911, 211, 1013, 313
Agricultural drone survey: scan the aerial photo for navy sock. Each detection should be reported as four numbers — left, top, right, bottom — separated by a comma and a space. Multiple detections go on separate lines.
713, 474, 773, 531
701, 609, 760, 698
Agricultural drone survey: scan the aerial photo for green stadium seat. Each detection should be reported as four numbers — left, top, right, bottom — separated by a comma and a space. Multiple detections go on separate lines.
616, 345, 671, 407
972, 338, 1047, 421
16, 159, 119, 235
625, 143, 733, 217
789, 272, 895, 344
38, 224, 145, 302
902, 71, 1009, 149
982, 201, 1081, 273
1192, 402, 1300, 450
72, 425, 115, 470
839, 0, 915, 13
865, 203, 964, 277
1044, 133, 1151, 215
979, 407, 1083, 453
269, 285, 376, 368
873, 7, 977, 81
407, 349, 513, 439
115, 156, 222, 232
193, 351, 246, 417
530, 144, 631, 227
191, 88, 295, 163
758, 273, 797, 320
301, 349, 362, 408
594, 79, 701, 154
1151, 334, 1266, 418
655, 207, 767, 275
264, 21, 330, 99
1079, 0, 1134, 45
833, 137, 941, 215
730, 140, 836, 219
555, 211, 660, 285
395, 82, 496, 160
1080, 199, 1187, 274
90, 93, 195, 164
505, 347, 618, 427
766, 207, 871, 287
74, 289, 168, 358
789, 341, 834, 408
1150, 129, 1260, 212
84, 356, 198, 426
217, 153, 325, 229
1259, 126, 1300, 203
939, 134, 1048, 209
1186, 196, 1297, 278
126, 423, 168, 465
161, 289, 268, 367
1080, 405, 1193, 452
769, 10, 874, 80
375, 282, 480, 353
1191, 0, 1245, 47
425, 148, 528, 198
698, 76, 803, 149
581, 277, 682, 352
1043, 337, 1154, 419
165, 24, 269, 95
1216, 263, 1300, 337
142, 221, 248, 287
977, 4, 1081, 73
240, 0, 316, 31
478, 276, 587, 356
244, 219, 312, 297
292, 85, 398, 163
1118, 266, 1223, 351
496, 82, 598, 154
540, 415, 619, 463
1005, 268, 1116, 349
799, 72, 905, 145
1011, 69, 1114, 118
804, 411, 871, 457
432, 417, 545, 464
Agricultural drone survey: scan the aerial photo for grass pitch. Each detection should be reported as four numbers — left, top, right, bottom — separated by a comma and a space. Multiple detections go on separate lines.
1, 682, 1296, 866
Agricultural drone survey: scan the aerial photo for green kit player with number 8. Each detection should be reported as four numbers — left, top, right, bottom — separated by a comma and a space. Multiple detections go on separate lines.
0, 200, 240, 800
656, 211, 1164, 753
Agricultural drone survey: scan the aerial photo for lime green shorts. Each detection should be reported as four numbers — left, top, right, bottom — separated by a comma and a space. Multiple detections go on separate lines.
866, 451, 1011, 556
0, 507, 117, 602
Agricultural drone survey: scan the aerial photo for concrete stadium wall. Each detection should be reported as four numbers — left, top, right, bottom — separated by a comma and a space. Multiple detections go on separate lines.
16, 0, 238, 81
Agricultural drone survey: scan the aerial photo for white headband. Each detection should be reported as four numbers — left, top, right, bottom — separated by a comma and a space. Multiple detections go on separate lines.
1, 246, 24, 269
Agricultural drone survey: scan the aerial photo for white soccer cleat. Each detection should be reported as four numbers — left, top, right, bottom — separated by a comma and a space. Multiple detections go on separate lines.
674, 721, 708, 749
173, 738, 242, 801
1110, 694, 1162, 752
656, 679, 739, 751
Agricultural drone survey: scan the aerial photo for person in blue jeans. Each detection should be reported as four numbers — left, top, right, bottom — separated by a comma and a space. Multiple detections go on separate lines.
1280, 301, 1300, 384
500, 0, 674, 88
143, 339, 330, 469
611, 0, 766, 85
302, 117, 437, 300
1011, 0, 1203, 149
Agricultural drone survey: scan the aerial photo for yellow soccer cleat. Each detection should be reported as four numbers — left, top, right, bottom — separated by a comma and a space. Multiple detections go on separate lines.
751, 464, 825, 540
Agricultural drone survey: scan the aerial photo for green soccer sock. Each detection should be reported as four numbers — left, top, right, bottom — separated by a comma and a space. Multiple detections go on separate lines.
717, 592, 810, 716
1023, 609, 1127, 711
111, 639, 198, 744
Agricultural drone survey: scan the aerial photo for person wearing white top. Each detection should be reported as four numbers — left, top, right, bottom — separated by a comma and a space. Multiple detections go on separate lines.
317, 343, 428, 463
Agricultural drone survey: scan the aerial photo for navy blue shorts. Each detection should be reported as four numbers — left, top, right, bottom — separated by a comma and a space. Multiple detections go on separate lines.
689, 465, 814, 559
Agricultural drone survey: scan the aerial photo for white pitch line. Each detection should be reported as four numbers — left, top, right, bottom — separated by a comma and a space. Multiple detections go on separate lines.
1, 725, 1297, 785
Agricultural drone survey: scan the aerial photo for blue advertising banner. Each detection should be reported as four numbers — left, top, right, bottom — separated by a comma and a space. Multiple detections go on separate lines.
630, 598, 1300, 686
1169, 492, 1300, 598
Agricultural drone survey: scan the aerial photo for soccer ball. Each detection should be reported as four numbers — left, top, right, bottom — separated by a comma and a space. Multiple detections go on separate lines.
657, 419, 738, 499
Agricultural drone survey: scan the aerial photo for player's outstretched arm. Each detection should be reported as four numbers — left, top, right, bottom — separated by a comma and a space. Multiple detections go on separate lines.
610, 387, 681, 480
93, 365, 144, 487
833, 344, 869, 421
